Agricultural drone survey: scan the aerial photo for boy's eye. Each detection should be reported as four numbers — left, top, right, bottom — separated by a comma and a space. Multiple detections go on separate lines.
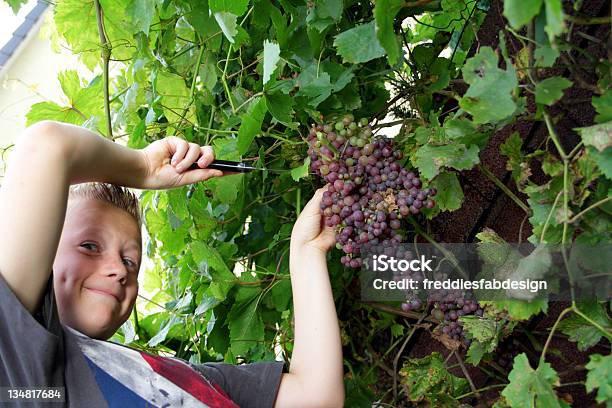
123, 258, 135, 268
81, 243, 98, 251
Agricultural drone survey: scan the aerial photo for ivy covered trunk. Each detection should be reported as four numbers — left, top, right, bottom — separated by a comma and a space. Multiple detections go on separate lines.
9, 0, 611, 405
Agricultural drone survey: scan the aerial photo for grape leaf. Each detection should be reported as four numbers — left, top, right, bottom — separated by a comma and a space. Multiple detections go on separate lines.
263, 40, 281, 85
558, 302, 612, 351
374, 0, 404, 65
5, 0, 28, 13
296, 64, 333, 107
500, 132, 531, 189
227, 297, 264, 355
264, 92, 295, 125
591, 147, 612, 181
306, 0, 343, 32
333, 21, 386, 64
290, 157, 311, 181
593, 90, 612, 123
535, 76, 572, 105
237, 97, 267, 154
576, 121, 612, 152
214, 12, 238, 43
503, 0, 543, 29
414, 144, 480, 180
431, 172, 464, 211
209, 0, 249, 16
585, 354, 612, 406
26, 71, 105, 130
460, 47, 518, 124
502, 353, 563, 408
534, 45, 560, 67
544, 0, 565, 42
443, 118, 490, 149
190, 241, 235, 299
399, 352, 469, 405
506, 244, 551, 301
156, 71, 193, 129
460, 315, 506, 365
126, 0, 158, 35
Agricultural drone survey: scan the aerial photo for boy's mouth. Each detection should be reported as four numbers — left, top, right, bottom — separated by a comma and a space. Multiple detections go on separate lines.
85, 287, 120, 302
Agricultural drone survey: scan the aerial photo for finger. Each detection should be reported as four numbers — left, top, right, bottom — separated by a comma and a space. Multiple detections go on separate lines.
180, 169, 224, 185
170, 139, 189, 166
175, 143, 201, 172
196, 146, 215, 168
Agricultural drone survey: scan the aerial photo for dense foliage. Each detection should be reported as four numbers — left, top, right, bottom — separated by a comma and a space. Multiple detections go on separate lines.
5, 0, 611, 405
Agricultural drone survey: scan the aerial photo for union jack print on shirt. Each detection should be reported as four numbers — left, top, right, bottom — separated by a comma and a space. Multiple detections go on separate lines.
66, 326, 239, 408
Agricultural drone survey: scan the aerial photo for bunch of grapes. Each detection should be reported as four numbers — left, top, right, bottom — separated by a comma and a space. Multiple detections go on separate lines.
307, 114, 437, 268
307, 113, 483, 347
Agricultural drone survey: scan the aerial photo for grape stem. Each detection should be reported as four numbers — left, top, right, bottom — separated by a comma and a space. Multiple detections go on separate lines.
477, 164, 531, 215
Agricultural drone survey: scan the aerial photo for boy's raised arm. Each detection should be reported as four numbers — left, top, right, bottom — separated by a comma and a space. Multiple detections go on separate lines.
0, 120, 220, 314
274, 187, 345, 408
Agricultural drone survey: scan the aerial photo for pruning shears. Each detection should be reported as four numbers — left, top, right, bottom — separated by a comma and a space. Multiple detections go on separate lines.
185, 160, 296, 198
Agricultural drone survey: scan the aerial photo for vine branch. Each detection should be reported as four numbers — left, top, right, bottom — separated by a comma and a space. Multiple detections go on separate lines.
94, 0, 113, 139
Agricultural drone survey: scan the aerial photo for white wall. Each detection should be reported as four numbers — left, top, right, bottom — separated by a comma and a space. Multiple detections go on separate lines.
0, 8, 92, 178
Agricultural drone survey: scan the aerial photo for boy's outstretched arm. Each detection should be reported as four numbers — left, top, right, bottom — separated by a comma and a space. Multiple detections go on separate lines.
275, 186, 345, 408
0, 120, 221, 314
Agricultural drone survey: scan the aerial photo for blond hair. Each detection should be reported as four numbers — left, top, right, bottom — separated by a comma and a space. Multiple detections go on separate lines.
68, 182, 142, 237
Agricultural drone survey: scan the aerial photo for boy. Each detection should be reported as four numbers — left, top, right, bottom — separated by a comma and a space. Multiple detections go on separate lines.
0, 120, 345, 407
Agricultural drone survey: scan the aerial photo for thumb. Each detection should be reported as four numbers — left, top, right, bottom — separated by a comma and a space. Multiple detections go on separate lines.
302, 185, 330, 217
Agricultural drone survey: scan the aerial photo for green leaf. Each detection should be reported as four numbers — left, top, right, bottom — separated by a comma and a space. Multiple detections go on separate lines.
544, 0, 565, 42
374, 0, 404, 65
576, 121, 612, 152
306, 0, 343, 32
190, 241, 235, 299
209, 0, 249, 16
400, 352, 470, 405
333, 21, 386, 64
26, 71, 104, 130
534, 45, 560, 67
460, 314, 510, 365
535, 76, 572, 105
126, 0, 158, 35
503, 0, 543, 29
431, 172, 464, 211
558, 302, 612, 351
264, 92, 295, 125
156, 71, 193, 127
443, 118, 490, 149
460, 47, 518, 124
586, 354, 612, 406
237, 97, 267, 155
263, 40, 281, 85
593, 90, 612, 123
592, 147, 612, 181
227, 297, 264, 355
507, 245, 551, 300
5, 0, 28, 13
214, 12, 238, 43
414, 144, 480, 180
290, 157, 311, 181
500, 132, 530, 189
296, 64, 333, 107
502, 353, 562, 407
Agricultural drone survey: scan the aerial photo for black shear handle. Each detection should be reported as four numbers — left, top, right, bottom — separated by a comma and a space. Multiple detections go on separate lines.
188, 159, 256, 173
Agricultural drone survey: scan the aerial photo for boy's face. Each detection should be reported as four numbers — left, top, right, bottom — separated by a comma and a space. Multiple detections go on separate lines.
53, 198, 142, 340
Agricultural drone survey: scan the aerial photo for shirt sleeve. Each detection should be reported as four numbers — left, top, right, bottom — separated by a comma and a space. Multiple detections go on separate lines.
192, 361, 285, 408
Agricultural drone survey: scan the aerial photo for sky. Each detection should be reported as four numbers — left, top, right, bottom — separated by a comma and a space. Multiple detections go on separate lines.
0, 0, 38, 49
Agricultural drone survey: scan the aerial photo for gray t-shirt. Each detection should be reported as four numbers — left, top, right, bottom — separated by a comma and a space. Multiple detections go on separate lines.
0, 272, 284, 407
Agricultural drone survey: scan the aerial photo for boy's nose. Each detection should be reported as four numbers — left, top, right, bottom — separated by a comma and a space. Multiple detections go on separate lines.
105, 259, 128, 285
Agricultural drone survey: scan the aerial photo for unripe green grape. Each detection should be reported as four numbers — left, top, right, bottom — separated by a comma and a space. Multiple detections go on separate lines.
335, 121, 344, 131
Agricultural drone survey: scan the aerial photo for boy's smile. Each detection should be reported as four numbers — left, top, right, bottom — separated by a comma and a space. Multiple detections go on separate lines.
52, 198, 142, 340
